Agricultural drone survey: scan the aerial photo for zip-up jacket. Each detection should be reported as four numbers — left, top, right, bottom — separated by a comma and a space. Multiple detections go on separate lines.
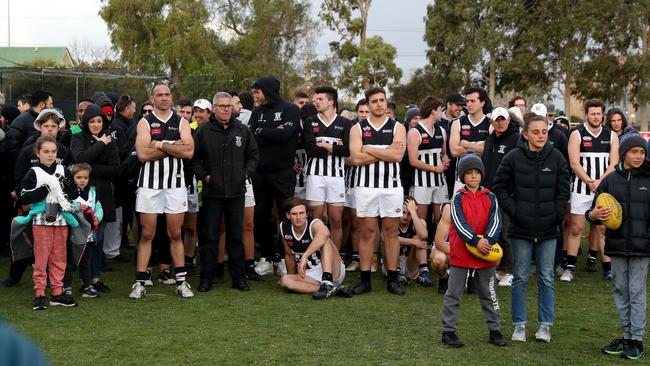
191, 116, 259, 199
449, 186, 502, 269
482, 122, 520, 190
492, 138, 570, 241
586, 162, 650, 257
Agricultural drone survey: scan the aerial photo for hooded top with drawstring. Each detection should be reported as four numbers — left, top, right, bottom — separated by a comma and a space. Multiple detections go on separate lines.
248, 76, 300, 172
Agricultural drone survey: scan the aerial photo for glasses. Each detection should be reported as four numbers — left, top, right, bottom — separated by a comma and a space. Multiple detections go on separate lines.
142, 109, 153, 114
215, 104, 233, 110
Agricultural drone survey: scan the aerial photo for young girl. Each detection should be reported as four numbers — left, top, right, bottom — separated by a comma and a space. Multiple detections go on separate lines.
71, 163, 103, 298
19, 136, 78, 310
588, 132, 650, 360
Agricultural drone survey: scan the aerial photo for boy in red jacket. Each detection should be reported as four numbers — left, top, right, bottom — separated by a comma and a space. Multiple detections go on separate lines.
441, 152, 504, 347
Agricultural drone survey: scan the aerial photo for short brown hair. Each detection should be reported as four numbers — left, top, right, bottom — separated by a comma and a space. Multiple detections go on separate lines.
523, 115, 547, 131
419, 96, 443, 119
508, 95, 526, 108
35, 136, 57, 152
364, 87, 386, 102
71, 163, 92, 176
283, 196, 308, 213
583, 98, 604, 114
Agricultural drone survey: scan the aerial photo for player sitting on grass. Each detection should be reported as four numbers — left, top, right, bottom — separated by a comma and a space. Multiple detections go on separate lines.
432, 202, 452, 294
383, 196, 432, 286
587, 132, 650, 360
279, 197, 352, 300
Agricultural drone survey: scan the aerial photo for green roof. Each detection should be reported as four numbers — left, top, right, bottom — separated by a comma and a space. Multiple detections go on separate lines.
0, 47, 75, 68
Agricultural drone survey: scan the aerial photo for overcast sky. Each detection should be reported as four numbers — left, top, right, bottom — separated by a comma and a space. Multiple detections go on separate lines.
0, 0, 430, 78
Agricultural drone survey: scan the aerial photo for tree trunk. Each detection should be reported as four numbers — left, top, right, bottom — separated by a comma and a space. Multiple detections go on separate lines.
564, 70, 572, 120
488, 51, 496, 101
640, 20, 649, 131
359, 0, 370, 90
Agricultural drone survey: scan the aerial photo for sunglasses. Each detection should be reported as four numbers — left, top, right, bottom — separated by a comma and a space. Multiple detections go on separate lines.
142, 109, 153, 114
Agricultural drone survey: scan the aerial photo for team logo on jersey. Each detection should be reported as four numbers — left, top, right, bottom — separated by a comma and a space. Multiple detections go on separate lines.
284, 234, 293, 240
274, 112, 282, 121
363, 131, 372, 138
583, 136, 592, 141
151, 122, 161, 128
497, 145, 507, 154
461, 125, 471, 130
311, 122, 319, 127
235, 136, 242, 147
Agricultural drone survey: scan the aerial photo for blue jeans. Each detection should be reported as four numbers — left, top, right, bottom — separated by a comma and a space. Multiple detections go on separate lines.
511, 238, 556, 326
611, 256, 650, 341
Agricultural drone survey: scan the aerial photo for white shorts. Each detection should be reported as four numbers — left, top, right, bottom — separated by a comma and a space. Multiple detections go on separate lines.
570, 192, 595, 215
410, 185, 449, 205
294, 185, 306, 199
354, 187, 404, 218
245, 179, 255, 208
306, 175, 345, 204
136, 187, 188, 214
344, 188, 356, 209
305, 261, 346, 286
186, 191, 199, 213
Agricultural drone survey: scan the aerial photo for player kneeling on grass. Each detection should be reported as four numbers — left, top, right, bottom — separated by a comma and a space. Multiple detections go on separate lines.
384, 196, 433, 286
587, 132, 650, 360
279, 197, 352, 300
440, 152, 505, 348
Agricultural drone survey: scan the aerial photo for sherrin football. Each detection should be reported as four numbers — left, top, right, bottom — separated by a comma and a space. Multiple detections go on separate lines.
595, 192, 622, 230
465, 236, 503, 263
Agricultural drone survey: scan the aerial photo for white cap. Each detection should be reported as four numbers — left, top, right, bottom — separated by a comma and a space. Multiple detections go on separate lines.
491, 107, 509, 121
531, 103, 547, 117
193, 99, 212, 110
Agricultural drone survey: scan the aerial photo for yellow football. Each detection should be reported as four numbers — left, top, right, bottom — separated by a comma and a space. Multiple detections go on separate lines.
595, 192, 622, 230
465, 237, 503, 263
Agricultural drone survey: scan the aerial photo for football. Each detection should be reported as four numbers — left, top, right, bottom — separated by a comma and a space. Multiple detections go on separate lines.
465, 236, 503, 263
595, 192, 623, 230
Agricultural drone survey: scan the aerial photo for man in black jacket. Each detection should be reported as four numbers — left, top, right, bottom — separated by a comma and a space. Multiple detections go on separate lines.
248, 76, 300, 275
2, 90, 53, 158
192, 92, 259, 292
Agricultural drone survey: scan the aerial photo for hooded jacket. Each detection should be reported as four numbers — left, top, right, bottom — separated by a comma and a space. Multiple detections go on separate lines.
492, 138, 570, 241
248, 76, 300, 172
482, 122, 520, 190
192, 115, 259, 199
586, 162, 650, 257
70, 104, 120, 222
2, 109, 39, 157
606, 107, 628, 133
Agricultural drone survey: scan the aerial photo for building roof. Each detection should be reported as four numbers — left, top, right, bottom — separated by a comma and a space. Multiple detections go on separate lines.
0, 47, 75, 68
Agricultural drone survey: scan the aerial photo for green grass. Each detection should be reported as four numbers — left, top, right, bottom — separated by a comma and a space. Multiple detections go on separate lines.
0, 247, 643, 365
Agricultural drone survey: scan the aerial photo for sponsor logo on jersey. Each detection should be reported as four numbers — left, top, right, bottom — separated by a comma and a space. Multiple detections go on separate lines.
274, 112, 282, 121
363, 131, 372, 138
382, 129, 392, 133
151, 122, 161, 128
461, 125, 471, 130
583, 136, 592, 141
334, 125, 344, 130
151, 128, 162, 135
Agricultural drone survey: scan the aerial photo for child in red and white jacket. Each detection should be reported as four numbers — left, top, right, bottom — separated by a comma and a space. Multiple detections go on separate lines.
441, 152, 504, 348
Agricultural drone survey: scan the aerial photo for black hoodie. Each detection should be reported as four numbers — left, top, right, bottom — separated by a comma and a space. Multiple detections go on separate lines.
248, 76, 300, 172
482, 122, 520, 190
70, 104, 120, 222
492, 138, 570, 241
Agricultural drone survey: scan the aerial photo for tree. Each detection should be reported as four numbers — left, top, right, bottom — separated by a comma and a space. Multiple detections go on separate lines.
391, 66, 464, 107
338, 36, 402, 95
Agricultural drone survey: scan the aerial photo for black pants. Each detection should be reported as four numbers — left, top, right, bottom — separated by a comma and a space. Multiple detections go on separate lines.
63, 240, 92, 288
7, 257, 31, 282
200, 196, 245, 282
252, 168, 295, 261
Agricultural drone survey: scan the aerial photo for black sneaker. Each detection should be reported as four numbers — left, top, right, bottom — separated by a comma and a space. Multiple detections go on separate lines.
386, 281, 405, 295
213, 273, 225, 285
352, 282, 371, 295
442, 331, 464, 348
93, 281, 111, 293
334, 285, 353, 298
50, 294, 77, 307
621, 340, 644, 360
245, 267, 264, 281
489, 330, 507, 346
80, 285, 99, 298
32, 296, 47, 310
313, 281, 336, 300
158, 270, 176, 285
602, 338, 626, 355
585, 256, 597, 272
438, 274, 449, 294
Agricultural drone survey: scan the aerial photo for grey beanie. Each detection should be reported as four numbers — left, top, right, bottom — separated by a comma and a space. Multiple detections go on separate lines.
404, 107, 421, 125
457, 151, 484, 183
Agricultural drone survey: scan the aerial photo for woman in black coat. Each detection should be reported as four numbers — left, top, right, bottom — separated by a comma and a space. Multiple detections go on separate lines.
70, 103, 119, 292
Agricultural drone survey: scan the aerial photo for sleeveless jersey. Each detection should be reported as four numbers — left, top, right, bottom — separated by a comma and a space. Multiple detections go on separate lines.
305, 114, 349, 178
295, 120, 307, 189
455, 115, 490, 180
398, 220, 417, 257
137, 112, 186, 190
280, 217, 321, 270
355, 118, 401, 189
571, 124, 613, 195
412, 122, 446, 187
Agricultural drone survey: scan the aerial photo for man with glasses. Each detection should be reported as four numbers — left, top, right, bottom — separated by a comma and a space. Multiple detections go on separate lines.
192, 92, 259, 292
248, 76, 301, 276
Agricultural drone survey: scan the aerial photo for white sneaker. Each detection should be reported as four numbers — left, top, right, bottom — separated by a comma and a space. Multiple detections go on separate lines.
276, 259, 287, 276
498, 273, 513, 287
511, 325, 526, 342
129, 282, 146, 299
346, 260, 360, 272
176, 281, 194, 298
554, 265, 565, 278
144, 279, 154, 287
254, 258, 274, 276
560, 268, 575, 283
535, 325, 551, 342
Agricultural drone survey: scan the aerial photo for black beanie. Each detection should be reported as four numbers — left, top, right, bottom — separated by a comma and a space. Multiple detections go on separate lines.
618, 131, 647, 160
457, 152, 484, 183
1, 105, 21, 123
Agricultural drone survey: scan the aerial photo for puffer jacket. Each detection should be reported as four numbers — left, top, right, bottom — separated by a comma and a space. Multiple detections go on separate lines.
492, 138, 570, 241
587, 162, 650, 257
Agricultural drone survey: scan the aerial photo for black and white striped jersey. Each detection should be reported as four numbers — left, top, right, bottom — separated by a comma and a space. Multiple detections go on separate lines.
571, 124, 613, 195
412, 122, 446, 187
280, 217, 321, 270
295, 120, 307, 188
455, 115, 490, 180
355, 117, 402, 189
304, 114, 350, 177
137, 112, 186, 190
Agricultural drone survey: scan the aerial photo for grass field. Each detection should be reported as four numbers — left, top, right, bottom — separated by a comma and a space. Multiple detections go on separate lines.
0, 246, 644, 365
